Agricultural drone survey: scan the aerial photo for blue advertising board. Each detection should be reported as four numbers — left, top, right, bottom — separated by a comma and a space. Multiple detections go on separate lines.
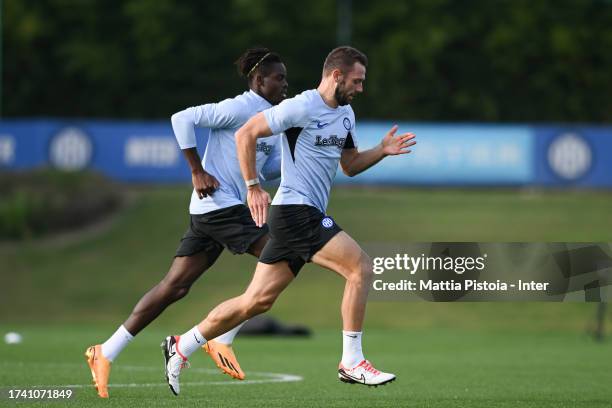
0, 120, 209, 182
336, 122, 534, 185
0, 119, 611, 188
533, 126, 612, 188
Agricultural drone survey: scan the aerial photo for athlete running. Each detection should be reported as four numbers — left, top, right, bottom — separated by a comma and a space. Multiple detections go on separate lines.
162, 46, 416, 393
85, 47, 288, 398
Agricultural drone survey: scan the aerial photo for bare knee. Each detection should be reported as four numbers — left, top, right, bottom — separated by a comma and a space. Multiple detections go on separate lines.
361, 253, 374, 283
157, 255, 209, 303
158, 278, 191, 302
345, 253, 373, 286
243, 292, 277, 317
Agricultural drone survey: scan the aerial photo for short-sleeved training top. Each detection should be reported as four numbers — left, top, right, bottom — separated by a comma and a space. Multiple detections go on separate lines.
263, 89, 357, 213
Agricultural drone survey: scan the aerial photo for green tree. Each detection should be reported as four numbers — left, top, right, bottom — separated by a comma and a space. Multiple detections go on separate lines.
3, 0, 612, 122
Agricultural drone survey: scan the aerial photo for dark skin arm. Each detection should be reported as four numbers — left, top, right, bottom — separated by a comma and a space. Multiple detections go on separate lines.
182, 148, 219, 198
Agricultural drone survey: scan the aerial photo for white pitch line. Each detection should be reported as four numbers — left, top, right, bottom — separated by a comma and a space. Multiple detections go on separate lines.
5, 362, 303, 388
64, 375, 303, 388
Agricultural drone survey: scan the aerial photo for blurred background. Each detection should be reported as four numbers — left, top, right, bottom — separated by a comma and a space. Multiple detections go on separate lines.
2, 0, 612, 331
1, 1, 612, 405
0, 0, 612, 407
4, 0, 612, 121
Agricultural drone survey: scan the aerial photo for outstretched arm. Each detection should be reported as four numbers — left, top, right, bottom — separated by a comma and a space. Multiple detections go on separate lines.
340, 125, 416, 177
235, 112, 274, 227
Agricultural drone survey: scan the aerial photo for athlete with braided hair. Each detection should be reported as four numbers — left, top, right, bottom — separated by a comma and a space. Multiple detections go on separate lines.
85, 47, 288, 398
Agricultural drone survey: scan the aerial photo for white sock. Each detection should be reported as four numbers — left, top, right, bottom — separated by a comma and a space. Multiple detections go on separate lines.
177, 326, 207, 358
213, 321, 246, 345
341, 330, 364, 368
101, 325, 134, 362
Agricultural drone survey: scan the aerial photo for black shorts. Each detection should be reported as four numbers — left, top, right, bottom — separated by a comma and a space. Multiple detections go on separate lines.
259, 205, 343, 276
175, 204, 268, 260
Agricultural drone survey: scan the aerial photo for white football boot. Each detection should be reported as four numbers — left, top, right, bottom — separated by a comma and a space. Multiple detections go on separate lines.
338, 359, 396, 387
161, 335, 190, 395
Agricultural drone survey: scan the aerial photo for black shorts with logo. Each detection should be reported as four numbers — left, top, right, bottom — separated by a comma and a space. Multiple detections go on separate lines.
259, 205, 343, 276
175, 204, 268, 261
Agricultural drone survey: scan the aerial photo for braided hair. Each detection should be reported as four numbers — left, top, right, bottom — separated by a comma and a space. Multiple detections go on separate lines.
235, 47, 283, 82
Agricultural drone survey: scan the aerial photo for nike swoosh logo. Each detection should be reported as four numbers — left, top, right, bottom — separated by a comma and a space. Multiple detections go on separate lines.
315, 121, 329, 129
346, 334, 357, 338
193, 333, 202, 344
167, 342, 176, 358
340, 371, 366, 383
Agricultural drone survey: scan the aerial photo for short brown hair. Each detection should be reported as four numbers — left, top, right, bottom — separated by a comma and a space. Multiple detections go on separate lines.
323, 46, 368, 75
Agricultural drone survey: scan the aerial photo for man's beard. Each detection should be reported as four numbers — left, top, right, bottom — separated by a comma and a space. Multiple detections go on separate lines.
334, 83, 351, 106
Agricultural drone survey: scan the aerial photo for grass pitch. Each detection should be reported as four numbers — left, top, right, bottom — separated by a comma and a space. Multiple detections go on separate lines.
2, 186, 612, 326
1, 325, 612, 408
1, 186, 612, 407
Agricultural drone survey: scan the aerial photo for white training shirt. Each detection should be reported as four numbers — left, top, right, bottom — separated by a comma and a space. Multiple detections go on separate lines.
172, 90, 282, 214
263, 89, 357, 213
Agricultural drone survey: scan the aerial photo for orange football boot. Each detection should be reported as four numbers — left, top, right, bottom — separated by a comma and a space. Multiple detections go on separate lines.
85, 344, 111, 398
203, 340, 245, 380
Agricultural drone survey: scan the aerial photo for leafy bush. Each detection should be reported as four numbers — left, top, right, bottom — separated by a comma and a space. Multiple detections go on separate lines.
0, 169, 122, 240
